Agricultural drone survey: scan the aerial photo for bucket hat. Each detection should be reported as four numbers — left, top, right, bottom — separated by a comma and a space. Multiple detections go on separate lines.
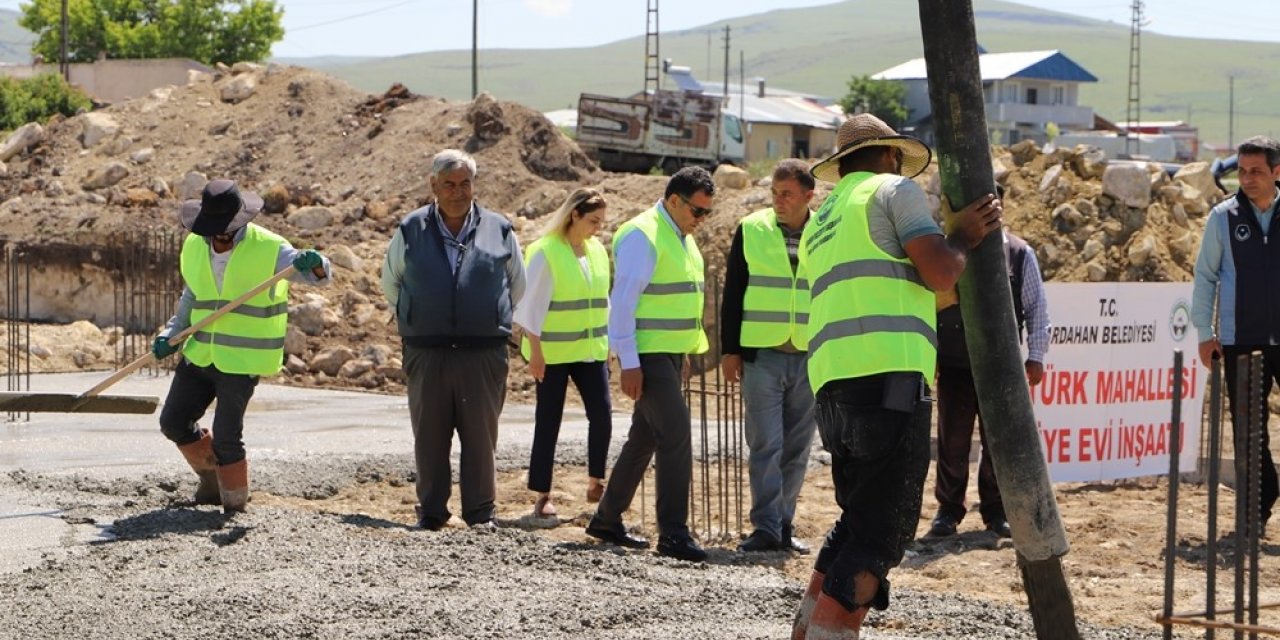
811, 113, 932, 183
179, 179, 264, 237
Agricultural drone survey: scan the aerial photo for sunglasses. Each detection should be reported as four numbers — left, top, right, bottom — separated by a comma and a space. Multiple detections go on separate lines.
677, 193, 714, 218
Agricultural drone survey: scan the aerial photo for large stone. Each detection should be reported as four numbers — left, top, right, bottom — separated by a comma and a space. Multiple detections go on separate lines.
1102, 163, 1151, 209
327, 244, 362, 271
1081, 238, 1104, 262
81, 112, 120, 148
220, 73, 258, 103
338, 358, 375, 379
1169, 231, 1197, 259
309, 346, 356, 377
82, 162, 130, 190
287, 205, 335, 230
1039, 164, 1064, 194
290, 299, 327, 336
284, 325, 307, 356
713, 164, 751, 190
122, 188, 158, 207
177, 171, 207, 200
1174, 161, 1217, 198
1071, 145, 1108, 180
1127, 235, 1157, 266
0, 123, 44, 161
130, 147, 155, 164
1086, 262, 1108, 282
1010, 139, 1039, 166
1052, 203, 1084, 233
285, 354, 308, 374
262, 184, 290, 214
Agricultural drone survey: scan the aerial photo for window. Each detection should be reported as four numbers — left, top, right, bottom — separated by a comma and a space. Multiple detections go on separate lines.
723, 114, 744, 143
1051, 85, 1066, 105
1026, 87, 1038, 105
1002, 82, 1019, 103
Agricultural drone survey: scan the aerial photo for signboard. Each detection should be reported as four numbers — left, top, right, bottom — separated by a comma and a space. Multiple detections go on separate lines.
1032, 283, 1203, 482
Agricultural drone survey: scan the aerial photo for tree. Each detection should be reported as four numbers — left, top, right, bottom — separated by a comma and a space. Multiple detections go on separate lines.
838, 75, 909, 130
19, 0, 284, 66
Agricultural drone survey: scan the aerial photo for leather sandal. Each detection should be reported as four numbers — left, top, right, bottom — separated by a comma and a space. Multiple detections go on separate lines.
533, 494, 557, 518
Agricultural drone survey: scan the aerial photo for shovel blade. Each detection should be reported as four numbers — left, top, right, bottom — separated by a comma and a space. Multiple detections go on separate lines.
0, 392, 159, 415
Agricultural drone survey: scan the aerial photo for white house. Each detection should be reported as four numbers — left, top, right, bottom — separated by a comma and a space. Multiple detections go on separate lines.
872, 49, 1099, 145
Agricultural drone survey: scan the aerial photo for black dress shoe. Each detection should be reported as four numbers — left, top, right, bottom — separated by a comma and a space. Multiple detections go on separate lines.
926, 514, 958, 538
738, 529, 782, 552
986, 520, 1012, 539
781, 522, 811, 555
415, 506, 446, 531
585, 517, 649, 549
657, 535, 707, 562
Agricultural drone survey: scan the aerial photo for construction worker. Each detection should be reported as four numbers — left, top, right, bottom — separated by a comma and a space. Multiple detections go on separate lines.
720, 158, 817, 554
514, 188, 612, 518
154, 179, 331, 513
791, 114, 1001, 639
585, 166, 715, 562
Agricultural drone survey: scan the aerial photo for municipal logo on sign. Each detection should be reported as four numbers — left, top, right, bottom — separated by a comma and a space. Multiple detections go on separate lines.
1235, 224, 1252, 242
1168, 299, 1190, 342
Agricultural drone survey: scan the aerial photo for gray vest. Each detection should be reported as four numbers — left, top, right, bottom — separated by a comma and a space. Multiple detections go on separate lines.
396, 204, 513, 348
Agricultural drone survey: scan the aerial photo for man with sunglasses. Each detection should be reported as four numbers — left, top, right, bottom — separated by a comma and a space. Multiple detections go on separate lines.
585, 165, 715, 562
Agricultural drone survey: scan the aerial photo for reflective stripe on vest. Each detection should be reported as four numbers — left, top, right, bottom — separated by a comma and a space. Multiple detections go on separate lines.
179, 224, 290, 376
739, 208, 810, 350
520, 234, 611, 364
613, 206, 708, 355
800, 172, 936, 393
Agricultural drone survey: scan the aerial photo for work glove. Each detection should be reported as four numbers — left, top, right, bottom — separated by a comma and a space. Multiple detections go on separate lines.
292, 249, 323, 272
152, 335, 179, 360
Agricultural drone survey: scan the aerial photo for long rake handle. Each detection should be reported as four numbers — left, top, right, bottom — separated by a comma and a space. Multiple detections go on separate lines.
79, 266, 298, 398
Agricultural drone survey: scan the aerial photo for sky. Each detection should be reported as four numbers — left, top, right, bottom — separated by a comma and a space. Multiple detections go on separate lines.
0, 0, 1275, 57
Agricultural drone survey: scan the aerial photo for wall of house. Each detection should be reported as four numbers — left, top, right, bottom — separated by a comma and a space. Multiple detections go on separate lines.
0, 58, 211, 103
746, 122, 838, 163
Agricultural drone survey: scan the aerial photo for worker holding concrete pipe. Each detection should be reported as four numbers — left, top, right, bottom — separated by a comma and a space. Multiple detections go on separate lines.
153, 179, 331, 514
793, 114, 1001, 639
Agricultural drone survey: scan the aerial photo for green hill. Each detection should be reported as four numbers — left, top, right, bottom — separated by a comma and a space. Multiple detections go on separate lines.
306, 0, 1278, 155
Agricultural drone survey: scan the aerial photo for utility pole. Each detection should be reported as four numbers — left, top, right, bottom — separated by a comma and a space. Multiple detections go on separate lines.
918, 1, 1080, 638
644, 0, 660, 96
59, 0, 68, 81
1123, 0, 1145, 157
1228, 75, 1235, 151
470, 0, 478, 99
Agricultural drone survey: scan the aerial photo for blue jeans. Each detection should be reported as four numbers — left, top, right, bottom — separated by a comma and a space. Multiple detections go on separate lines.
741, 349, 816, 538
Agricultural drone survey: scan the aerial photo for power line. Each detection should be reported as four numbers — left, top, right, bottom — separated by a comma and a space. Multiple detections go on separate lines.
288, 0, 417, 33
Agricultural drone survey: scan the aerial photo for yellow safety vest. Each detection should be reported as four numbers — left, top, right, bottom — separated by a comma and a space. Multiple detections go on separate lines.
520, 234, 610, 364
800, 172, 937, 393
179, 224, 290, 376
613, 206, 708, 355
740, 208, 810, 350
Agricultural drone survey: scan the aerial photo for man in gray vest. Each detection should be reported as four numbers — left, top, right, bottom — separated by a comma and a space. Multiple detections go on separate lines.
380, 148, 525, 531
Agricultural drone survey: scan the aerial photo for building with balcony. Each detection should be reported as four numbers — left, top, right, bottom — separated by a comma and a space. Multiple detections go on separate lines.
872, 49, 1098, 145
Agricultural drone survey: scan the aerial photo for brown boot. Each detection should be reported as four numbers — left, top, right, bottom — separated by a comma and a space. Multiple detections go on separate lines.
176, 430, 220, 505
805, 594, 868, 640
216, 459, 250, 514
791, 570, 824, 640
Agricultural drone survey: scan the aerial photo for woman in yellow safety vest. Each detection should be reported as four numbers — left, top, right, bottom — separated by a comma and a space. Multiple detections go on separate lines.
515, 188, 612, 519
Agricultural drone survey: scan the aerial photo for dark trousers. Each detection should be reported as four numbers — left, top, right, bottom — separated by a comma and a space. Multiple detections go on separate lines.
595, 353, 692, 538
158, 358, 259, 465
527, 360, 613, 492
812, 374, 932, 611
404, 345, 508, 526
1222, 345, 1280, 524
933, 365, 1003, 525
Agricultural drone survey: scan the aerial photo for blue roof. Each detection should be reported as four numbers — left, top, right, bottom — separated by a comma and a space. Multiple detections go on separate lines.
874, 50, 1098, 83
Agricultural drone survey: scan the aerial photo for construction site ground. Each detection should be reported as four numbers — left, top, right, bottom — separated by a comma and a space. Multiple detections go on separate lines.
0, 65, 1276, 638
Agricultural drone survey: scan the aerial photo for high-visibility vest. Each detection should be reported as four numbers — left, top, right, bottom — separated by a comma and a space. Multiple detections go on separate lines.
613, 206, 708, 355
739, 208, 810, 350
800, 172, 937, 393
520, 234, 610, 364
179, 224, 290, 376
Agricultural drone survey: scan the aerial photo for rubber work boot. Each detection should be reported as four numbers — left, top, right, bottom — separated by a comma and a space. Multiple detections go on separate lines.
175, 429, 221, 505
790, 570, 824, 640
804, 593, 869, 640
216, 460, 250, 514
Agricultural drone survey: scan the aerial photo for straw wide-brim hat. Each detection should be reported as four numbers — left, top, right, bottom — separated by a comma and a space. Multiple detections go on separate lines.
179, 179, 264, 237
810, 113, 932, 183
